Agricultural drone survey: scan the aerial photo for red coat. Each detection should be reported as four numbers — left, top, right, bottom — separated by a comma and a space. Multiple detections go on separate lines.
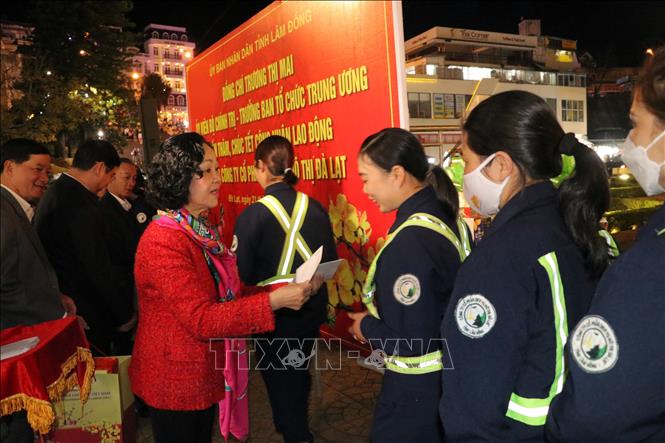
129, 222, 275, 410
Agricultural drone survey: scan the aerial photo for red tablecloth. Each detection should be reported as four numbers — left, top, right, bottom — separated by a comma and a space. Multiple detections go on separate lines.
0, 317, 95, 434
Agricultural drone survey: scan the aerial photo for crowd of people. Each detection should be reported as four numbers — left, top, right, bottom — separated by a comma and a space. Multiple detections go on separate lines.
1, 46, 663, 443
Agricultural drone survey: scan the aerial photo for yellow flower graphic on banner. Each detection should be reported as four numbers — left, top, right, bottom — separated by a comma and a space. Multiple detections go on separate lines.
327, 257, 367, 307
326, 193, 383, 325
329, 194, 372, 245
327, 259, 355, 306
367, 236, 386, 264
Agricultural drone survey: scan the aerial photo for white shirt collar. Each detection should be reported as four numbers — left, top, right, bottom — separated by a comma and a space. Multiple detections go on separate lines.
1, 184, 35, 221
109, 192, 132, 211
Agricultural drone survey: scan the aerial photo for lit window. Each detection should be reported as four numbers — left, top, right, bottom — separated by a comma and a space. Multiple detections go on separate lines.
176, 95, 185, 106
167, 95, 175, 105
432, 93, 469, 119
561, 99, 584, 122
153, 47, 158, 56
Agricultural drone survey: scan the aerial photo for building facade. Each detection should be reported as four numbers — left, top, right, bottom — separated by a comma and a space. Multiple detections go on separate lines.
130, 24, 195, 134
1, 21, 33, 110
405, 20, 588, 163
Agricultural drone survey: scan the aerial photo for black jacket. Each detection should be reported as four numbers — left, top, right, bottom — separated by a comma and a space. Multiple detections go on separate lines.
234, 182, 337, 337
98, 192, 140, 318
34, 174, 131, 334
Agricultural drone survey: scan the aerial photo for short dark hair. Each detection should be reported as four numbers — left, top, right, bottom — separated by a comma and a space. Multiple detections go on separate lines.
146, 132, 208, 210
72, 140, 120, 171
118, 158, 136, 167
1, 138, 51, 173
255, 135, 298, 185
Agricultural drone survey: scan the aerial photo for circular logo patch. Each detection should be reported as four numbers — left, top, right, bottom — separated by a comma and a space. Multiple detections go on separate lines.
393, 274, 420, 305
231, 235, 238, 253
570, 315, 619, 373
455, 294, 496, 338
136, 212, 147, 224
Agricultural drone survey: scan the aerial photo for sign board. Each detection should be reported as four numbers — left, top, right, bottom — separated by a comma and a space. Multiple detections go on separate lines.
186, 1, 407, 332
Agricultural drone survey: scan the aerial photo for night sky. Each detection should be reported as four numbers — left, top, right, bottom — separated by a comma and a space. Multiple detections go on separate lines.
3, 1, 664, 66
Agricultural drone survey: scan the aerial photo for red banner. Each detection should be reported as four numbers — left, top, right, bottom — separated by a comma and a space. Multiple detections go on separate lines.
186, 1, 407, 335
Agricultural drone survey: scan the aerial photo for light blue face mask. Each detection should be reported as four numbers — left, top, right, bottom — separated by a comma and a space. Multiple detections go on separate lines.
620, 130, 665, 196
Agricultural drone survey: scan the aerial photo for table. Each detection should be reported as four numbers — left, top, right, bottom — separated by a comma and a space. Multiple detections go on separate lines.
1, 317, 94, 434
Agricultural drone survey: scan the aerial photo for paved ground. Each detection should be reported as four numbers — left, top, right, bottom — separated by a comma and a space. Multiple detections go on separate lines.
137, 340, 382, 443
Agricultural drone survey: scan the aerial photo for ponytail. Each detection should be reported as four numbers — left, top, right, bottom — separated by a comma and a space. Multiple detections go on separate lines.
557, 133, 610, 277
464, 91, 610, 277
255, 135, 298, 186
427, 165, 459, 220
283, 167, 298, 186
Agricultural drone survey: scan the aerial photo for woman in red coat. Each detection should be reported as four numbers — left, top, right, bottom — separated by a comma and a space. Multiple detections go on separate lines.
130, 132, 317, 443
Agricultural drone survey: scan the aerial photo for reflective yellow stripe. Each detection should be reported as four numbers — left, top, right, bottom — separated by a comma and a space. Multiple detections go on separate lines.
598, 230, 619, 258
257, 275, 294, 286
505, 252, 569, 426
258, 193, 313, 283
385, 349, 443, 374
362, 213, 469, 319
506, 393, 550, 426
457, 218, 472, 257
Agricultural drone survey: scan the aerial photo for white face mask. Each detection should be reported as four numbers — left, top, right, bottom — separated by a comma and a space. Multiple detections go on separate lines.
463, 153, 510, 217
620, 130, 665, 196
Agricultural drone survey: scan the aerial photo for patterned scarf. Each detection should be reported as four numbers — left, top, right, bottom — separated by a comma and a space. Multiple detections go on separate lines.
157, 208, 237, 302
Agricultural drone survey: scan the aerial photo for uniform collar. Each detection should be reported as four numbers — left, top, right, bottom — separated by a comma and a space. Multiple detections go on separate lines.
393, 186, 437, 228
264, 181, 291, 195
109, 192, 132, 211
1, 184, 34, 221
485, 181, 558, 237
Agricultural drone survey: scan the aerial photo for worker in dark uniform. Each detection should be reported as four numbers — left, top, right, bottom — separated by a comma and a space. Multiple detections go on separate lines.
234, 135, 336, 443
439, 91, 611, 441
547, 46, 665, 443
347, 128, 471, 443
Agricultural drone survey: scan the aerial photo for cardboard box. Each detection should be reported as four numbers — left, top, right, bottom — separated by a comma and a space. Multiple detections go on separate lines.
47, 356, 136, 443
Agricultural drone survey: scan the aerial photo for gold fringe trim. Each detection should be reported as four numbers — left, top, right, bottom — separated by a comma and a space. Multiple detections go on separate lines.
46, 347, 95, 404
0, 393, 55, 434
0, 347, 95, 434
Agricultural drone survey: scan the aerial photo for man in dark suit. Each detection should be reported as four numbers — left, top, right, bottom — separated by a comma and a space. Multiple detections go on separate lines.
34, 140, 128, 355
0, 138, 73, 443
99, 158, 140, 354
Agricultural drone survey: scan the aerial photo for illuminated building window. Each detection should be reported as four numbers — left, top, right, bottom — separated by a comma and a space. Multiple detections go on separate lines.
168, 95, 175, 105
561, 99, 584, 122
432, 93, 470, 119
154, 64, 159, 72
175, 81, 181, 89
153, 47, 158, 56
176, 95, 185, 106
408, 92, 432, 118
